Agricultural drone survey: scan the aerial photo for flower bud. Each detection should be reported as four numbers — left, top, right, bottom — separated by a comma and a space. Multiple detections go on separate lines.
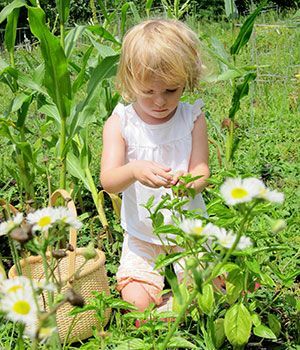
66, 243, 74, 252
271, 219, 286, 233
66, 289, 85, 307
52, 249, 67, 259
10, 224, 33, 244
82, 242, 97, 261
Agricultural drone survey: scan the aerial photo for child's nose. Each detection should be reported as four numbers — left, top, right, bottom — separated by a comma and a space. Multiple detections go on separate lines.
154, 94, 166, 107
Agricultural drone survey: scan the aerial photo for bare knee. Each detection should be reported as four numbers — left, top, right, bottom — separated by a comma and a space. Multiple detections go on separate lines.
121, 282, 153, 312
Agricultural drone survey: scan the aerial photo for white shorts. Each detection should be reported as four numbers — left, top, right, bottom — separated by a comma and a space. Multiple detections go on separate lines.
116, 233, 185, 305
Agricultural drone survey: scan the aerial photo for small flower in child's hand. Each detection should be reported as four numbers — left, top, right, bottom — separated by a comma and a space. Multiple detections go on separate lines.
220, 177, 261, 205
0, 213, 23, 236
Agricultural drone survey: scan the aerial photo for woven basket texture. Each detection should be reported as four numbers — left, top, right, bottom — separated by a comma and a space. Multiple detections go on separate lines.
8, 189, 111, 343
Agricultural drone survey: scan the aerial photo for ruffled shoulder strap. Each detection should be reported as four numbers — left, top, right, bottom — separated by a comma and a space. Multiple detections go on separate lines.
111, 102, 127, 139
191, 98, 205, 123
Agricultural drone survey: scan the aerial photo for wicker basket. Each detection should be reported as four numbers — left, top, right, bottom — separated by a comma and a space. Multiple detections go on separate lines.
8, 189, 111, 343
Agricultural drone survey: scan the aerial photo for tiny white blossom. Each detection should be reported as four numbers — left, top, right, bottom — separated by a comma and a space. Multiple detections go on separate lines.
0, 213, 23, 236
27, 208, 57, 232
214, 228, 237, 249
236, 236, 252, 250
179, 219, 205, 237
202, 223, 221, 238
54, 207, 83, 229
220, 178, 261, 205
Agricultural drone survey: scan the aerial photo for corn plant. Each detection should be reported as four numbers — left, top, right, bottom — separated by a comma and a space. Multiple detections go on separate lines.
0, 0, 121, 229
203, 1, 267, 168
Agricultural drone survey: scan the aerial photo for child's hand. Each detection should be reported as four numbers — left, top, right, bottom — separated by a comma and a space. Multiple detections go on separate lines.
170, 170, 189, 186
131, 160, 173, 188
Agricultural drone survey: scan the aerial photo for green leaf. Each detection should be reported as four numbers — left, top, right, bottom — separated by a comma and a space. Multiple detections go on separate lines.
212, 318, 226, 349
253, 324, 277, 339
168, 336, 197, 348
226, 269, 244, 304
145, 0, 154, 17
155, 252, 184, 270
224, 0, 238, 19
0, 0, 25, 24
268, 314, 281, 338
56, 0, 70, 25
230, 1, 266, 56
245, 259, 261, 274
86, 25, 121, 45
224, 303, 252, 347
115, 339, 146, 350
229, 72, 256, 120
198, 283, 215, 316
66, 152, 91, 191
28, 6, 72, 120
5, 8, 19, 54
64, 25, 87, 58
172, 283, 190, 313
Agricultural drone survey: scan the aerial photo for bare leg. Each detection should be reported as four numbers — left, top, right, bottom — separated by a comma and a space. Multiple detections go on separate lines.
121, 282, 155, 312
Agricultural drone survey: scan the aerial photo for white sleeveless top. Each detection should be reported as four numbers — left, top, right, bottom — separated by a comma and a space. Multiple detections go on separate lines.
113, 99, 207, 245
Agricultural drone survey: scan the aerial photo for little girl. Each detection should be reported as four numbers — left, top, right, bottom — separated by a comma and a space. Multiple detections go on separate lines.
100, 19, 210, 312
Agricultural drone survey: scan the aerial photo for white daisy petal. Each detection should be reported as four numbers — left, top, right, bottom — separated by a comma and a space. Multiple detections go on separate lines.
0, 213, 23, 236
179, 219, 204, 238
220, 178, 261, 205
237, 236, 252, 250
27, 208, 57, 232
1, 289, 38, 324
54, 207, 83, 230
214, 228, 237, 249
0, 276, 32, 295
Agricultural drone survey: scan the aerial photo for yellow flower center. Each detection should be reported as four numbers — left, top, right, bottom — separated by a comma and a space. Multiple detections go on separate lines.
231, 188, 248, 199
13, 300, 31, 315
192, 226, 203, 235
8, 285, 23, 293
38, 216, 51, 227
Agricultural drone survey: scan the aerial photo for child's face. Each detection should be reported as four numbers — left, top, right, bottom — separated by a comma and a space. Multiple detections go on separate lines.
133, 80, 184, 124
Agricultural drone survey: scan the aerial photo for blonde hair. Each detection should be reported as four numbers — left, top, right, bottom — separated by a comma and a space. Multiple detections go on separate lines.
116, 19, 202, 102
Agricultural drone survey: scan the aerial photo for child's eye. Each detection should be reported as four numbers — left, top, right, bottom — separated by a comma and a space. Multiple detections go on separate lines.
166, 89, 178, 93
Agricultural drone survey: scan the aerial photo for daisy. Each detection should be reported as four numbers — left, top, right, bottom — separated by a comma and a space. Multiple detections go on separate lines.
202, 223, 222, 238
220, 178, 261, 205
1, 288, 38, 324
0, 213, 23, 236
236, 235, 252, 250
255, 185, 285, 204
54, 207, 83, 230
27, 208, 57, 232
0, 276, 32, 295
179, 219, 205, 238
214, 228, 237, 249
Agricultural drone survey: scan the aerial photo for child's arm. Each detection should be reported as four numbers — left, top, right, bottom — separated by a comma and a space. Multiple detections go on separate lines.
100, 114, 173, 194
171, 113, 210, 193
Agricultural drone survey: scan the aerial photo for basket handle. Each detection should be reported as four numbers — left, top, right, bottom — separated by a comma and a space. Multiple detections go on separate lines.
50, 189, 77, 283
0, 199, 19, 217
